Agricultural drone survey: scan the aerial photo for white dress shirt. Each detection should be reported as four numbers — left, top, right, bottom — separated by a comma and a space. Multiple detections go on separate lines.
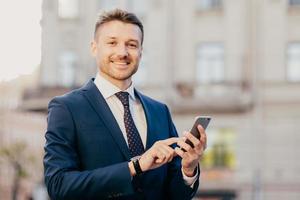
94, 73, 197, 186
94, 73, 147, 147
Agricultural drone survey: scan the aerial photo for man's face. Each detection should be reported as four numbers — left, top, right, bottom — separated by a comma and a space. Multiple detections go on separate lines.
91, 20, 142, 85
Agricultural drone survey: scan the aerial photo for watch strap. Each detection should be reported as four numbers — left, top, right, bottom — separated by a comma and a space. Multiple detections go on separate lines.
132, 157, 143, 176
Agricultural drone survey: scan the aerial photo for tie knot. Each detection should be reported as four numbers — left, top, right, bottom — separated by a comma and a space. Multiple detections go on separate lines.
115, 91, 129, 106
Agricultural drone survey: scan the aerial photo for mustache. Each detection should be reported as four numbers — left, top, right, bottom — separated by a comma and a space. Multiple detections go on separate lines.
110, 56, 132, 63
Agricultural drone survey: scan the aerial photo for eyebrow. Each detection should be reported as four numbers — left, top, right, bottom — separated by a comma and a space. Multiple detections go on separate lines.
105, 37, 139, 43
106, 37, 117, 40
127, 39, 139, 44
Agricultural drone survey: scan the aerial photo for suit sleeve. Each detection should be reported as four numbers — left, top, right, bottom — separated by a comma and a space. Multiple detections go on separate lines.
43, 97, 134, 200
164, 105, 200, 200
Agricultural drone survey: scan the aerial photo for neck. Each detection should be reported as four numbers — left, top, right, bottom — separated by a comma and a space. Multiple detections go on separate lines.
99, 72, 132, 91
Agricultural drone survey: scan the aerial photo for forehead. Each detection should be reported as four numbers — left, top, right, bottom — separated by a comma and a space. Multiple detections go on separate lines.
96, 20, 142, 42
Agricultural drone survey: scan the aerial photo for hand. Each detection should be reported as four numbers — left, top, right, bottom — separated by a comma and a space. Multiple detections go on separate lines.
175, 125, 207, 177
138, 137, 180, 172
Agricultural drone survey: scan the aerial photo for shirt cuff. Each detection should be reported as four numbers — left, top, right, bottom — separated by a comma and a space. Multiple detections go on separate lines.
181, 167, 198, 187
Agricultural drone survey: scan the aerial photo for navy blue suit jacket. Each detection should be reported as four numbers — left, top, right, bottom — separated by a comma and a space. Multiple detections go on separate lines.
44, 79, 199, 200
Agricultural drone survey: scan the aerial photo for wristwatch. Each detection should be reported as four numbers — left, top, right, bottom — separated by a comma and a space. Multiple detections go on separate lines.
131, 156, 143, 176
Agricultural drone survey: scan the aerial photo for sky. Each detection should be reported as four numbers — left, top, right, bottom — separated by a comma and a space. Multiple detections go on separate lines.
0, 0, 42, 82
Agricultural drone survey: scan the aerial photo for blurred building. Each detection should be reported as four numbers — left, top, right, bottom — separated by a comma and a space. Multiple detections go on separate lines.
21, 0, 300, 199
0, 73, 48, 199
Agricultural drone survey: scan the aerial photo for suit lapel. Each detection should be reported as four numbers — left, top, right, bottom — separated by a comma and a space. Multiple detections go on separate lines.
81, 79, 131, 160
134, 89, 158, 150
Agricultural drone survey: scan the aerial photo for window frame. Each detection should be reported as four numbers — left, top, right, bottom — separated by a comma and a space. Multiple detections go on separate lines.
58, 50, 77, 87
286, 42, 300, 83
195, 42, 225, 84
289, 0, 300, 6
196, 0, 223, 11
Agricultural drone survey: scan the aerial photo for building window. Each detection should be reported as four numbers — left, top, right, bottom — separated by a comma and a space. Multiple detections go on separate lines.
287, 42, 300, 82
59, 51, 77, 87
196, 43, 224, 84
201, 127, 236, 170
58, 0, 79, 19
289, 0, 300, 6
196, 0, 222, 10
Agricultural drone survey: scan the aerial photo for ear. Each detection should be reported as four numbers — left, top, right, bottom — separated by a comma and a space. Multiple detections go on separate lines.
90, 40, 97, 57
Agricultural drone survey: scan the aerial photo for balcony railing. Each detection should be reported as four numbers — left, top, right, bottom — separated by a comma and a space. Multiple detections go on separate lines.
170, 81, 254, 114
20, 86, 73, 112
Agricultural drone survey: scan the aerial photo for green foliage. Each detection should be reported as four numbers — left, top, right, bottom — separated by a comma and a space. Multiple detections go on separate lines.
200, 128, 236, 170
0, 141, 34, 178
0, 141, 35, 199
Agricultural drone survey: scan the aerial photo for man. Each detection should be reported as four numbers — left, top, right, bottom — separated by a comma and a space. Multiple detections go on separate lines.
44, 9, 207, 200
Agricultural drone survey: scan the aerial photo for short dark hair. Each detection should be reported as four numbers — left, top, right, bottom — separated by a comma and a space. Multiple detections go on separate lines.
94, 9, 144, 44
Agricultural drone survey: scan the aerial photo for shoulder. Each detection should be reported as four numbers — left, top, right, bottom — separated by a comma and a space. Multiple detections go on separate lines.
48, 81, 90, 110
49, 88, 82, 106
135, 89, 170, 112
136, 89, 164, 104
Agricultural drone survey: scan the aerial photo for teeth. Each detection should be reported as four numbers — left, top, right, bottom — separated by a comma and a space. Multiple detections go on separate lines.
113, 61, 127, 65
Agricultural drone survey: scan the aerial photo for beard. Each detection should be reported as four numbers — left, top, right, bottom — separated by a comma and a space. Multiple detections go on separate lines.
99, 61, 139, 81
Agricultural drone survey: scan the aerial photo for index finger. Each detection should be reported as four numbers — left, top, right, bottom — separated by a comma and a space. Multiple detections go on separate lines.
161, 137, 181, 145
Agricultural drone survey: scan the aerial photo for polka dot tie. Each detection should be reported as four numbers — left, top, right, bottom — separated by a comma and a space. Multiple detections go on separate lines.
115, 92, 144, 158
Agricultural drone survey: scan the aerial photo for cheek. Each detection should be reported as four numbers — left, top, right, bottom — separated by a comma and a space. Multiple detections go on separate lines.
97, 50, 110, 62
132, 51, 142, 61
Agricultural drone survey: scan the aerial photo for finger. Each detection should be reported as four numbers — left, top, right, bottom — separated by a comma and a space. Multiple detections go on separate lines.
161, 137, 181, 146
155, 159, 163, 164
160, 145, 175, 162
154, 151, 166, 163
198, 125, 207, 149
197, 125, 206, 142
200, 136, 207, 150
157, 150, 166, 160
160, 144, 175, 155
177, 140, 193, 152
184, 132, 200, 150
197, 124, 205, 134
158, 146, 172, 161
174, 147, 185, 158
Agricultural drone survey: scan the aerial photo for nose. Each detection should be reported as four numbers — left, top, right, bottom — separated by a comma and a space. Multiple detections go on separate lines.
116, 44, 128, 58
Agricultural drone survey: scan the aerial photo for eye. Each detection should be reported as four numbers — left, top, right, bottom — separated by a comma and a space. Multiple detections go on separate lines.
128, 43, 138, 48
108, 41, 116, 46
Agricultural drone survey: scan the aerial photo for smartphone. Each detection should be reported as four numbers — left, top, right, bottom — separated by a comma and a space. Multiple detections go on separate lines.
185, 116, 211, 148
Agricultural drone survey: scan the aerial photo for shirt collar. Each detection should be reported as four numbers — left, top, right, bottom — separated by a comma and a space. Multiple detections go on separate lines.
94, 72, 136, 101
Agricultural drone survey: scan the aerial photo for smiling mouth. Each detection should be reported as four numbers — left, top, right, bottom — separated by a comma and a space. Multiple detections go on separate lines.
112, 61, 129, 65
111, 60, 131, 67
